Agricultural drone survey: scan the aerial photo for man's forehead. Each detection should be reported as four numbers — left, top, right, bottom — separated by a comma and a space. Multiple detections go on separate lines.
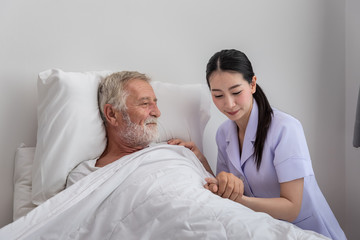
125, 79, 157, 100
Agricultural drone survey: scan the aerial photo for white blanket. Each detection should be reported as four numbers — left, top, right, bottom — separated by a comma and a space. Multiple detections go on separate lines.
0, 144, 328, 240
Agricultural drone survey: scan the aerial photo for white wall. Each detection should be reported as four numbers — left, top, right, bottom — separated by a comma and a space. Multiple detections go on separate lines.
0, 0, 351, 236
345, 0, 360, 239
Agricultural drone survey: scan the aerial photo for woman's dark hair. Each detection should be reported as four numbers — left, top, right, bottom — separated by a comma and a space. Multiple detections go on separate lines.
206, 49, 273, 170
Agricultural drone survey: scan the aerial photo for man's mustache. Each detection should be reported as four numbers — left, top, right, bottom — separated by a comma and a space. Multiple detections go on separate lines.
145, 117, 157, 125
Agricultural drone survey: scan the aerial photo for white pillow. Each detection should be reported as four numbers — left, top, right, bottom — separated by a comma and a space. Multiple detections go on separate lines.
32, 69, 109, 205
13, 145, 37, 220
32, 69, 211, 205
151, 81, 210, 152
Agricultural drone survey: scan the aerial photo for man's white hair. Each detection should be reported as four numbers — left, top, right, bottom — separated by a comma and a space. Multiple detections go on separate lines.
98, 71, 151, 122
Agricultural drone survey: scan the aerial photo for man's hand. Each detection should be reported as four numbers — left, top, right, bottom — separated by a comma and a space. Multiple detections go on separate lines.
204, 177, 219, 193
204, 172, 244, 202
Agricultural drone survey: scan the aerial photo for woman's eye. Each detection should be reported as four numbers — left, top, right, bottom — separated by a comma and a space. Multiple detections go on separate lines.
232, 91, 241, 95
214, 95, 223, 98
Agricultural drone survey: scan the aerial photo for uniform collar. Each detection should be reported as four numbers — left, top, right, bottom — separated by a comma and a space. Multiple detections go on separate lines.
225, 99, 259, 169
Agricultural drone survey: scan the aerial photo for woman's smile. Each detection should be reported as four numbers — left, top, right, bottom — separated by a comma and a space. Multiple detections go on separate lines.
226, 110, 240, 116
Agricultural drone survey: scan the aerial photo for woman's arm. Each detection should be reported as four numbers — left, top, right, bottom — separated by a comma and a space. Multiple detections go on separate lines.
238, 178, 304, 222
205, 174, 303, 222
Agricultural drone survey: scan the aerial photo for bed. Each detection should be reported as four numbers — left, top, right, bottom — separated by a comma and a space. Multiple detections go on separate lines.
1, 69, 329, 239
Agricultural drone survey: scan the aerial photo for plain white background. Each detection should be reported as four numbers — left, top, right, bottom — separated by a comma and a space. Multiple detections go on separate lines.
0, 0, 358, 238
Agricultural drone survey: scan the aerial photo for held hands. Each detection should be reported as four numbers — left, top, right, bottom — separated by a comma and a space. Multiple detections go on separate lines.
168, 139, 244, 202
205, 171, 244, 203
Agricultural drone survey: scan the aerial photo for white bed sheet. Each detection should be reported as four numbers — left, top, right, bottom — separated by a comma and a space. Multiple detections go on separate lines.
3, 144, 328, 239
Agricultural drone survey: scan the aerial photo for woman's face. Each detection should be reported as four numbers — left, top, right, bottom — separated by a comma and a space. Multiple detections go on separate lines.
209, 71, 256, 124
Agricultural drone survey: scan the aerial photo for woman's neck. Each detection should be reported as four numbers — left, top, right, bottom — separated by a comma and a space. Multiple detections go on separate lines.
235, 101, 253, 136
235, 101, 253, 152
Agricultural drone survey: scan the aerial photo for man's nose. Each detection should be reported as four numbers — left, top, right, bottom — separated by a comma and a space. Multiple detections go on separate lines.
150, 104, 161, 118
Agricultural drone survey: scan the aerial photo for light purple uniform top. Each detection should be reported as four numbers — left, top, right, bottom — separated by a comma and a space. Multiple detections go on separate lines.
215, 100, 346, 240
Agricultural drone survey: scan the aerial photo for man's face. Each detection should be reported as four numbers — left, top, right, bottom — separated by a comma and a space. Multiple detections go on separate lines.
124, 79, 161, 127
118, 79, 161, 147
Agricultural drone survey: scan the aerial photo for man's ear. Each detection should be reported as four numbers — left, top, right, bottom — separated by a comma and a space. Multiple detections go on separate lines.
103, 104, 119, 126
251, 76, 257, 94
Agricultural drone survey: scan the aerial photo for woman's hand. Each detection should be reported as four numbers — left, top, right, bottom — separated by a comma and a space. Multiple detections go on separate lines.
167, 138, 214, 176
204, 171, 244, 202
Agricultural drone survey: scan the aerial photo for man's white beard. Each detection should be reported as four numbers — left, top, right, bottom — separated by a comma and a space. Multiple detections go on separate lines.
120, 111, 159, 147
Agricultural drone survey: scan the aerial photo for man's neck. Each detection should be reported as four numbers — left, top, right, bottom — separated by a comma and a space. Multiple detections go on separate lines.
95, 137, 147, 167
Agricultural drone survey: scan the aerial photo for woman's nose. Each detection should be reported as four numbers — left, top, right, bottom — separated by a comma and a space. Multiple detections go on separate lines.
224, 95, 235, 108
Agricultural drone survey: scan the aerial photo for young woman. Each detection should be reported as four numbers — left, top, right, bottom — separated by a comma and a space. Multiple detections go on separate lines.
169, 49, 346, 240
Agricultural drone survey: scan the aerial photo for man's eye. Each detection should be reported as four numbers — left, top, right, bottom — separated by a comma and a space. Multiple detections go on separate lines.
142, 102, 149, 106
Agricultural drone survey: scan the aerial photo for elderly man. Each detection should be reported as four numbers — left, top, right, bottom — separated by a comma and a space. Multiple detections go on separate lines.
66, 71, 161, 186
96, 72, 161, 166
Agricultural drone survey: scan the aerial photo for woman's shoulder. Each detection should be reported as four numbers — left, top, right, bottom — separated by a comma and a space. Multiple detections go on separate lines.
271, 108, 303, 130
268, 108, 311, 163
268, 108, 307, 144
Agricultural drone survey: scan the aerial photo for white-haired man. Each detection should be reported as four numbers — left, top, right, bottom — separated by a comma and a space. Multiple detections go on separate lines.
66, 71, 161, 186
